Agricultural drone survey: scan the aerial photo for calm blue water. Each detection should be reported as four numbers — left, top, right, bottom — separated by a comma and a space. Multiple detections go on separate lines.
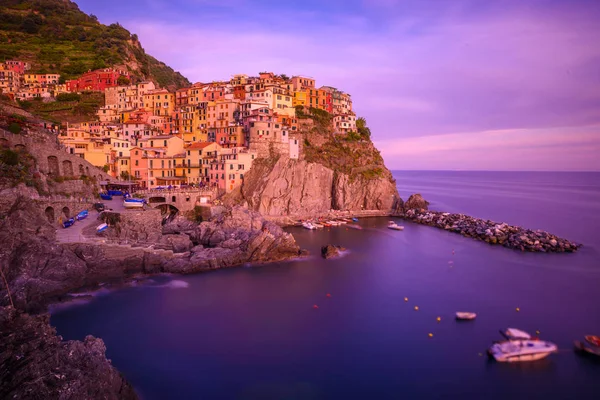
51, 171, 600, 399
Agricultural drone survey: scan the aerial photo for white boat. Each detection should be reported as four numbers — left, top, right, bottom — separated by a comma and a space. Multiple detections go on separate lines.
388, 221, 404, 231
455, 312, 477, 320
488, 328, 557, 362
96, 223, 108, 233
123, 200, 144, 209
302, 222, 316, 230
327, 220, 341, 226
337, 219, 348, 225
312, 222, 324, 229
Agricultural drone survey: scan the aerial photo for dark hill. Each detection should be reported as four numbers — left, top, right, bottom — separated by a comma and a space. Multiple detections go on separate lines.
0, 0, 190, 90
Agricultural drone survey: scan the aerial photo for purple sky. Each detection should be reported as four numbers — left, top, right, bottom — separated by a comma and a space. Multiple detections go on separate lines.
76, 0, 600, 171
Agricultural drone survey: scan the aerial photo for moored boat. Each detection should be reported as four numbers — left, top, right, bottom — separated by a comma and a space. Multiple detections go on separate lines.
312, 222, 324, 229
62, 218, 75, 228
347, 224, 362, 230
388, 221, 404, 231
327, 220, 340, 226
96, 223, 108, 233
585, 335, 600, 347
100, 193, 112, 201
76, 210, 88, 221
302, 222, 316, 230
574, 340, 600, 357
455, 312, 477, 320
352, 217, 359, 222
123, 199, 144, 209
488, 328, 557, 363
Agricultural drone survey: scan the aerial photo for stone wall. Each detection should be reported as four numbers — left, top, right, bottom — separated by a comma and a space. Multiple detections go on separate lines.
99, 208, 163, 244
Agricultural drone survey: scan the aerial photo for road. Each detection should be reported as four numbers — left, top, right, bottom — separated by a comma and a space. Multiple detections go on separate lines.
55, 197, 126, 243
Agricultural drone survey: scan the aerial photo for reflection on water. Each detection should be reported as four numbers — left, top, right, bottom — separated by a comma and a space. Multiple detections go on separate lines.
51, 172, 600, 399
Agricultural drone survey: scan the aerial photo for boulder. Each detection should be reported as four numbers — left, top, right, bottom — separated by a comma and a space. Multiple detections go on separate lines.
404, 193, 430, 211
321, 244, 346, 259
159, 234, 193, 253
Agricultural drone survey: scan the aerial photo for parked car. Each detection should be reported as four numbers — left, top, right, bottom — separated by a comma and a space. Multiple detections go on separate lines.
93, 203, 105, 212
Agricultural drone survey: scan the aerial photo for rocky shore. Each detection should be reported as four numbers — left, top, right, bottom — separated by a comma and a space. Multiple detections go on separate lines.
403, 208, 581, 253
0, 198, 304, 399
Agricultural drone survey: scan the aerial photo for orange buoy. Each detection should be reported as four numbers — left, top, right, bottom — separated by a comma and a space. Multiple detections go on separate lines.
326, 293, 332, 298
313, 304, 319, 309
404, 297, 408, 302
428, 333, 434, 338
436, 317, 441, 322
516, 307, 520, 312
414, 306, 419, 311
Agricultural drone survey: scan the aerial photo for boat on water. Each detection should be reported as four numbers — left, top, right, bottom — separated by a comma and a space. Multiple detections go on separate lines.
327, 220, 341, 226
388, 221, 404, 231
312, 222, 324, 229
302, 222, 317, 230
488, 328, 557, 362
123, 199, 144, 209
322, 222, 332, 227
455, 312, 477, 321
352, 217, 359, 222
574, 338, 600, 357
100, 193, 112, 201
62, 218, 75, 228
96, 223, 108, 233
337, 219, 348, 224
347, 224, 362, 230
585, 335, 600, 347
76, 210, 88, 221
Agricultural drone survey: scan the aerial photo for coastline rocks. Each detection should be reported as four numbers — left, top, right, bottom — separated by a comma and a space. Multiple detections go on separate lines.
0, 306, 138, 400
321, 244, 346, 259
403, 209, 581, 253
404, 193, 429, 211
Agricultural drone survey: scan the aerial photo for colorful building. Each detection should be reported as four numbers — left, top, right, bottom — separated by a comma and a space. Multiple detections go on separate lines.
66, 68, 129, 92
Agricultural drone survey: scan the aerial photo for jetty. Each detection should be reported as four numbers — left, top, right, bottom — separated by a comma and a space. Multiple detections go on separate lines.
403, 209, 581, 253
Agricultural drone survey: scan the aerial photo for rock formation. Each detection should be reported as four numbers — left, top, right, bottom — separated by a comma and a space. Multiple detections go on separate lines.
0, 306, 137, 400
404, 193, 430, 211
321, 244, 346, 259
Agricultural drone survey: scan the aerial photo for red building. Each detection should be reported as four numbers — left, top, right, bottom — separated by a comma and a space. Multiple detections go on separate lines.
66, 68, 129, 92
4, 60, 30, 74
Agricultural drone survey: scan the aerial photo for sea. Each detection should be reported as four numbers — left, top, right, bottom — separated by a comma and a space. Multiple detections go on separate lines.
51, 171, 600, 399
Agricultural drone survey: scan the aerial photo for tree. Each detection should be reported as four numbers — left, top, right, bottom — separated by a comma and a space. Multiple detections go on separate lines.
117, 75, 131, 86
21, 18, 39, 34
120, 171, 131, 180
279, 74, 290, 81
356, 117, 371, 140
102, 164, 110, 173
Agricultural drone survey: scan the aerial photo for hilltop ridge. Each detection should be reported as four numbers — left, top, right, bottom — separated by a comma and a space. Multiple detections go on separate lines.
0, 0, 190, 90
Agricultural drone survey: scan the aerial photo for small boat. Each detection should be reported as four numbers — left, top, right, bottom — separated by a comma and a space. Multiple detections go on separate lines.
352, 217, 359, 222
327, 220, 340, 226
108, 190, 123, 196
96, 223, 108, 233
388, 221, 404, 231
585, 335, 600, 347
337, 219, 348, 224
76, 210, 88, 221
312, 222, 324, 229
322, 222, 332, 227
574, 340, 600, 357
62, 218, 75, 228
100, 193, 112, 201
347, 224, 362, 230
123, 200, 144, 209
302, 222, 316, 230
455, 312, 477, 321
488, 328, 557, 363
124, 198, 145, 203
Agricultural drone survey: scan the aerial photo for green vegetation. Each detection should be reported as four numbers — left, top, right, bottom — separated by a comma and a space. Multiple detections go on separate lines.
0, 0, 189, 88
356, 117, 372, 140
56, 93, 81, 102
8, 122, 21, 134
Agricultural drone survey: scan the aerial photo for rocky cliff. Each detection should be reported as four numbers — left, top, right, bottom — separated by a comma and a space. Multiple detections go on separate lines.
234, 117, 402, 220
0, 307, 137, 400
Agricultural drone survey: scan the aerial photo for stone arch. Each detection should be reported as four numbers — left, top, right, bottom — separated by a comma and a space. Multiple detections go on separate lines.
48, 156, 60, 176
62, 160, 73, 176
171, 195, 176, 202
14, 144, 26, 152
0, 138, 8, 148
79, 164, 84, 175
148, 196, 166, 204
44, 206, 55, 223
155, 204, 179, 216
62, 206, 70, 219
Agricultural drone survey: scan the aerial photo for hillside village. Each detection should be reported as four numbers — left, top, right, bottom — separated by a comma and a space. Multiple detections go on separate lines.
1, 61, 361, 194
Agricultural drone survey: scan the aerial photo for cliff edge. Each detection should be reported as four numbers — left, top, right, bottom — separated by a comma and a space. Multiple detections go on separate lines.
231, 111, 402, 220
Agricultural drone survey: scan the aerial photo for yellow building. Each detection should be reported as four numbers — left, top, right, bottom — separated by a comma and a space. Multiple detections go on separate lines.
143, 89, 175, 117
184, 142, 221, 184
292, 90, 307, 108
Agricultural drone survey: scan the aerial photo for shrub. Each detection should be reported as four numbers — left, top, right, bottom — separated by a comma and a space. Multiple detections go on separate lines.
0, 149, 19, 166
8, 123, 21, 134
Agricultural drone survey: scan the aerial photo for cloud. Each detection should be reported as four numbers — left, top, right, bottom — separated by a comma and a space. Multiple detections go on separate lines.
113, 0, 600, 170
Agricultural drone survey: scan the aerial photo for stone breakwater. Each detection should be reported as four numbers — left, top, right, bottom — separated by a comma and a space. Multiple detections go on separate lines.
403, 209, 581, 253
